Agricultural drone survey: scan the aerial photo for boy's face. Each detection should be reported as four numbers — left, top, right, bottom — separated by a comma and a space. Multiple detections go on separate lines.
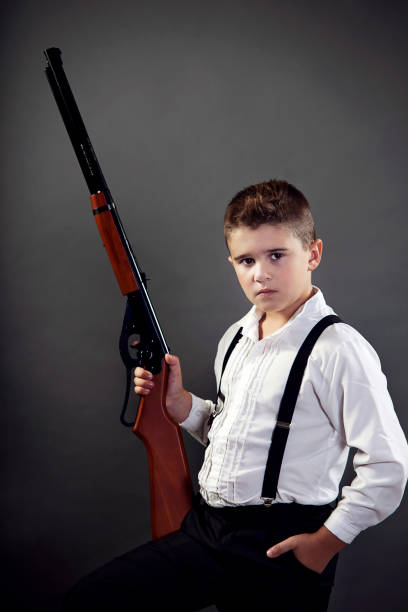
227, 223, 322, 320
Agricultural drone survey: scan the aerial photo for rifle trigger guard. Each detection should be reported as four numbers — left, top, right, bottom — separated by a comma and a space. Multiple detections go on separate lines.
118, 298, 163, 427
120, 366, 137, 428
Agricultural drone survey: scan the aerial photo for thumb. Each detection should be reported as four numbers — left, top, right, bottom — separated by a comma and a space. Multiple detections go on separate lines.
266, 535, 298, 558
165, 353, 180, 369
164, 353, 183, 390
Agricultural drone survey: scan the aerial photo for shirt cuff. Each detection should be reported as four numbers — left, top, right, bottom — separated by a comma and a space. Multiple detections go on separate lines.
179, 393, 214, 445
324, 507, 362, 544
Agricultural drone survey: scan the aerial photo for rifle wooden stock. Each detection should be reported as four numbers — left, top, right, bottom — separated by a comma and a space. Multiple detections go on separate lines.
133, 360, 193, 539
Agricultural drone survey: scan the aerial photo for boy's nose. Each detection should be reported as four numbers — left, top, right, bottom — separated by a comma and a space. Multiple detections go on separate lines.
253, 264, 271, 283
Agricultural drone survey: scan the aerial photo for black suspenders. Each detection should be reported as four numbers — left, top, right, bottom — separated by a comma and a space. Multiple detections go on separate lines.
210, 314, 342, 503
261, 314, 341, 503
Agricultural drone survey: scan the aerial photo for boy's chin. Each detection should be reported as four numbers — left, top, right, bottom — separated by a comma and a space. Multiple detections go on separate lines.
253, 292, 281, 309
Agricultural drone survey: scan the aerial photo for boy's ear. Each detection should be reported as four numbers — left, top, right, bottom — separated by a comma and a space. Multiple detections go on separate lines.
228, 255, 233, 265
308, 239, 323, 271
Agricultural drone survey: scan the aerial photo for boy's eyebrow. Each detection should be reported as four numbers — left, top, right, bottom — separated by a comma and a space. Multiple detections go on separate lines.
232, 248, 289, 262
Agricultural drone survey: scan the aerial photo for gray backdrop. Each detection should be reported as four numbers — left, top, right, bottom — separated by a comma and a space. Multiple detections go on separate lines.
2, 0, 407, 610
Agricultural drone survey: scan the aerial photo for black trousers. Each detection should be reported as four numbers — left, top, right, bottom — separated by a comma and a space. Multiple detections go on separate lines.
62, 494, 338, 611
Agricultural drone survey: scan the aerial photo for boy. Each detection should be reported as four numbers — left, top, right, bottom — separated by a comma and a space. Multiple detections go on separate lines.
64, 180, 408, 611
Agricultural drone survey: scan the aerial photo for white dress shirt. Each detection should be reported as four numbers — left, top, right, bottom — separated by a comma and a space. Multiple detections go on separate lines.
180, 288, 408, 544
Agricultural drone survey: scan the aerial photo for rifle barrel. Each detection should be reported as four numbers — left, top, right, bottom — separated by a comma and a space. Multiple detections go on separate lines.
44, 47, 169, 355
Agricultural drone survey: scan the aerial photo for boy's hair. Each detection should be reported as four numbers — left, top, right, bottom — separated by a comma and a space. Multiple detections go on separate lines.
224, 179, 316, 249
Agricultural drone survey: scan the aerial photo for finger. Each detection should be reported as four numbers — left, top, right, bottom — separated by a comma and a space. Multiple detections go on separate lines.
134, 387, 150, 395
134, 380, 154, 395
266, 536, 298, 558
134, 376, 154, 387
134, 378, 154, 389
134, 367, 153, 380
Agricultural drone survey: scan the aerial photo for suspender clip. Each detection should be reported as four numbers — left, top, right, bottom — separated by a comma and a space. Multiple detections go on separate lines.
211, 404, 223, 418
276, 420, 291, 430
262, 498, 275, 507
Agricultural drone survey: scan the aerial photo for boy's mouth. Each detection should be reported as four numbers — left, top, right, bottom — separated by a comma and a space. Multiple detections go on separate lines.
256, 288, 277, 296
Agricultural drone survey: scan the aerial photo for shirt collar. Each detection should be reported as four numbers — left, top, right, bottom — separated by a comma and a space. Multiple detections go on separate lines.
239, 286, 327, 342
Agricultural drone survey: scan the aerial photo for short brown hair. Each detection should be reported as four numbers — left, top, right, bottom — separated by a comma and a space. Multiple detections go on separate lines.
224, 179, 316, 249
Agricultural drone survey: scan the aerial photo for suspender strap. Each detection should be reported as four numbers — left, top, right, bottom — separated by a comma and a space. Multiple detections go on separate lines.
216, 326, 243, 403
261, 314, 342, 503
207, 326, 243, 435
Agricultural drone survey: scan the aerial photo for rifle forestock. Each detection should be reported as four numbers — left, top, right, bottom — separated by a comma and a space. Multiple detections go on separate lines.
91, 192, 138, 295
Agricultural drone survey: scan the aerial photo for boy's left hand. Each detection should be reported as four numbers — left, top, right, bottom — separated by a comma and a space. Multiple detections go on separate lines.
266, 526, 347, 574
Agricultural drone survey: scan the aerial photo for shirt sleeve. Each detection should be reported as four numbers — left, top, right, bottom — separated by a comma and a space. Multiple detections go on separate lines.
319, 326, 408, 543
179, 394, 214, 446
179, 322, 242, 446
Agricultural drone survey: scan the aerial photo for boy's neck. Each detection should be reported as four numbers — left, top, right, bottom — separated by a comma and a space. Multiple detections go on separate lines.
258, 286, 316, 339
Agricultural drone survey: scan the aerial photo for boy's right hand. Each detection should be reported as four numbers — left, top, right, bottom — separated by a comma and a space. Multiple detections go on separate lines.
133, 353, 192, 424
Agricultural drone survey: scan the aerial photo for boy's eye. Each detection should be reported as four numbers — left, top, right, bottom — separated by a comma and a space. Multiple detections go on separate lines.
239, 258, 255, 265
270, 253, 283, 261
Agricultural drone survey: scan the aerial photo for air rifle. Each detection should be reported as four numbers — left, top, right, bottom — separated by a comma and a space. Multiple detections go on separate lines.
44, 47, 193, 539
